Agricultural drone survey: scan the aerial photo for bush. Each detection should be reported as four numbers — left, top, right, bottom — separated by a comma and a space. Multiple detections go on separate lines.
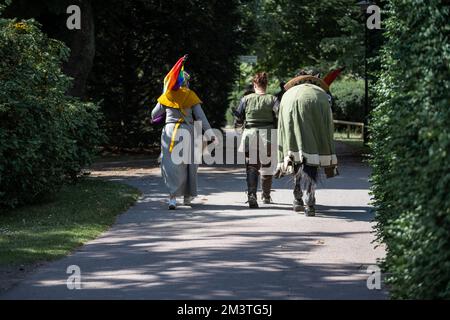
370, 0, 450, 299
331, 78, 365, 122
0, 17, 103, 208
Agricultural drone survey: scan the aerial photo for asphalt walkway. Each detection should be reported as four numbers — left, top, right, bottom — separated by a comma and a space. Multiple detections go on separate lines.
1, 144, 386, 299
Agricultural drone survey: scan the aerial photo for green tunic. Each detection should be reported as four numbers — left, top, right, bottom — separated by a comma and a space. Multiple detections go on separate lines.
244, 93, 277, 129
241, 93, 278, 150
277, 84, 337, 170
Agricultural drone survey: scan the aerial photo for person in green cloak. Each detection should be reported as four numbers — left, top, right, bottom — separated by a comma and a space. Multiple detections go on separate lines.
275, 68, 339, 216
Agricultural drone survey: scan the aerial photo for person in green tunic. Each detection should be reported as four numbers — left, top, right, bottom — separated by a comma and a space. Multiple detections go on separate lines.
275, 69, 338, 216
235, 72, 279, 208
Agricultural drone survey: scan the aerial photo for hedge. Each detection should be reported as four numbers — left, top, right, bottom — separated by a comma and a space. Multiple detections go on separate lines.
331, 78, 365, 123
370, 0, 450, 299
0, 16, 103, 209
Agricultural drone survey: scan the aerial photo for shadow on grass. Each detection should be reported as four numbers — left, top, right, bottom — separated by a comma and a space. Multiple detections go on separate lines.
0, 179, 141, 266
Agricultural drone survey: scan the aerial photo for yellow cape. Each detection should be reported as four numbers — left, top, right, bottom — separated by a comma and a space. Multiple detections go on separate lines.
157, 87, 202, 109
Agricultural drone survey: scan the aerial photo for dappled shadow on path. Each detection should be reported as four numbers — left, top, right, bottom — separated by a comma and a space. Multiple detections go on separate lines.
315, 205, 374, 222
1, 155, 385, 300
6, 217, 384, 299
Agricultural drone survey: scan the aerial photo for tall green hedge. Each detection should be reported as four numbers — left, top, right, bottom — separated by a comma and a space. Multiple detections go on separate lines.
0, 17, 103, 208
331, 78, 365, 122
370, 0, 450, 299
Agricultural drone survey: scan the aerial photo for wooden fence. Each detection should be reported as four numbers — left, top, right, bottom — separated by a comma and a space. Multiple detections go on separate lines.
333, 120, 365, 139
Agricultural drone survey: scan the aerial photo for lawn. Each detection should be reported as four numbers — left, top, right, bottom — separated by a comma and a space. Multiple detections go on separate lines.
0, 179, 141, 266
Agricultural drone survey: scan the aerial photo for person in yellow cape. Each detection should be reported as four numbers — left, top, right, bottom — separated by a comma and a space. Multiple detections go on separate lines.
152, 57, 213, 210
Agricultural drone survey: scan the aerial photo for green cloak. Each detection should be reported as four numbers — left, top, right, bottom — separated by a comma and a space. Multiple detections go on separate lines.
277, 84, 337, 173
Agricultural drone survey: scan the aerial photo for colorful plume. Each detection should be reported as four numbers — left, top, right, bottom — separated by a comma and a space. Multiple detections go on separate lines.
323, 67, 345, 86
163, 55, 188, 93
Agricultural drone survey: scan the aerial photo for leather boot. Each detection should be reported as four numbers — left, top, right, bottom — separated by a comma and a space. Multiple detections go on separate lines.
293, 177, 304, 212
261, 175, 273, 204
305, 206, 316, 217
247, 167, 259, 208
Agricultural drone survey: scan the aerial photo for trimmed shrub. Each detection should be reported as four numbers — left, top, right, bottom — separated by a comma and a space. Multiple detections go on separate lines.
331, 78, 365, 122
0, 17, 103, 208
370, 0, 450, 299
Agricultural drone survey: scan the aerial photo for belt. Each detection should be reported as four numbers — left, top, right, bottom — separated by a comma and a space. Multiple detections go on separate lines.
244, 122, 275, 129
169, 118, 184, 153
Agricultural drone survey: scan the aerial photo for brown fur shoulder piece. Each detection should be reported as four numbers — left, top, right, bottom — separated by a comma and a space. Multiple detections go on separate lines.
284, 75, 330, 92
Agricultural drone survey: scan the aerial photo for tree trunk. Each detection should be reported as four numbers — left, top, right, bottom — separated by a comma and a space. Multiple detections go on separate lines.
63, 0, 95, 98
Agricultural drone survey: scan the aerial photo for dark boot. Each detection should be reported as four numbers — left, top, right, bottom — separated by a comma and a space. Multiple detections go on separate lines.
248, 193, 259, 209
303, 165, 317, 216
293, 176, 304, 212
247, 167, 259, 208
261, 175, 273, 204
293, 198, 304, 213
305, 206, 316, 217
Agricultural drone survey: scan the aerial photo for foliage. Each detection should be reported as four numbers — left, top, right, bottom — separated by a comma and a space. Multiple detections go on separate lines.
370, 0, 450, 299
0, 179, 140, 265
246, 0, 365, 78
0, 16, 103, 208
86, 0, 251, 148
4, 1, 98, 98
331, 78, 365, 122
4, 0, 252, 149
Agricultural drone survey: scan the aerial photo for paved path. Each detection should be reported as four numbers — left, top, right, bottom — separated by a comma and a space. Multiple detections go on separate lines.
1, 153, 386, 300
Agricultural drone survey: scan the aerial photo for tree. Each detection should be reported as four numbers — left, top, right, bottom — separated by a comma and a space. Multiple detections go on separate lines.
248, 0, 365, 79
60, 0, 95, 98
5, 0, 253, 149
86, 0, 251, 149
4, 0, 95, 98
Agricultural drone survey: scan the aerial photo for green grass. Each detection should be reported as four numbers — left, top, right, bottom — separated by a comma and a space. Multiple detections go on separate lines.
0, 179, 141, 266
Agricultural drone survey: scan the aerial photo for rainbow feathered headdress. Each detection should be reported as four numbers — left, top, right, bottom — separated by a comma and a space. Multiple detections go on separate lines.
157, 55, 202, 110
163, 54, 188, 93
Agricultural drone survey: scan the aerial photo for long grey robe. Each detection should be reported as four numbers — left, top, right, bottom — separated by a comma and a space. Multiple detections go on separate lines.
151, 103, 212, 197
